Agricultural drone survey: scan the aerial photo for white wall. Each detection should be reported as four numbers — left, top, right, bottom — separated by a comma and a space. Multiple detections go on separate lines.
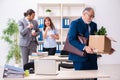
0, 0, 120, 66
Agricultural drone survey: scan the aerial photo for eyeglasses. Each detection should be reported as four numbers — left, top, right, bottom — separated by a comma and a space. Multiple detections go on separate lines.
86, 13, 94, 18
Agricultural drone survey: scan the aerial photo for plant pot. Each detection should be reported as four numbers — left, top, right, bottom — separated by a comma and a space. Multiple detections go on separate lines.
46, 12, 51, 16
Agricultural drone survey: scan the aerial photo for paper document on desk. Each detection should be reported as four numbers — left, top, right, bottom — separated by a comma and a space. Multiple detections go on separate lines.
32, 52, 48, 56
3, 64, 24, 78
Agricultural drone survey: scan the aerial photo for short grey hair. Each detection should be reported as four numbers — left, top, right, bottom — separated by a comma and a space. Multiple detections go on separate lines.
82, 7, 94, 13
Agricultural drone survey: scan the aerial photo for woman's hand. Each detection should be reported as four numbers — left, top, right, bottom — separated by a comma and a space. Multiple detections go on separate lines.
50, 34, 59, 40
45, 27, 51, 31
43, 27, 51, 39
50, 34, 56, 39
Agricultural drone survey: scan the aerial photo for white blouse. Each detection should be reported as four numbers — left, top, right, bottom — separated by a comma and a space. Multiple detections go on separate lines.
43, 28, 58, 48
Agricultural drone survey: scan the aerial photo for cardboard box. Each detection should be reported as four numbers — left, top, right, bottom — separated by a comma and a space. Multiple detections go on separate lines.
89, 35, 111, 54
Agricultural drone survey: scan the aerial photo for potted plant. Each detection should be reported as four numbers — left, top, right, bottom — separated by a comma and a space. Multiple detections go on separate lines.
45, 9, 52, 16
95, 26, 107, 35
89, 26, 112, 53
1, 19, 21, 64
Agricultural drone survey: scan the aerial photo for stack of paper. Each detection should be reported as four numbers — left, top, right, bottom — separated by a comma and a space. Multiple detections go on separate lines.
3, 64, 24, 78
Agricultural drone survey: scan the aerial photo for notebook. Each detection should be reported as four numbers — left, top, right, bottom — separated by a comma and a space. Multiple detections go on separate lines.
34, 59, 58, 75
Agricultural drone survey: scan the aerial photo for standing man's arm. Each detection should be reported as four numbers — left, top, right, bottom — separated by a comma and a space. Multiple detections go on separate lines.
34, 20, 40, 36
31, 20, 40, 37
18, 20, 32, 36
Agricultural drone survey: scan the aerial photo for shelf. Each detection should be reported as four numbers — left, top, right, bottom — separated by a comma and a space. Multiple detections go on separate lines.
62, 16, 80, 19
62, 3, 85, 7
37, 3, 61, 17
38, 16, 80, 19
37, 3, 61, 7
38, 16, 61, 18
37, 3, 86, 50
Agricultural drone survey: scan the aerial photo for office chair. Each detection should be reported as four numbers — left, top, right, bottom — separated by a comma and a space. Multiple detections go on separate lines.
58, 50, 74, 71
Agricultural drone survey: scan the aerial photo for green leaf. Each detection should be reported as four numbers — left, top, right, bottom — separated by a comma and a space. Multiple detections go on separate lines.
45, 9, 51, 12
3, 19, 19, 36
1, 18, 21, 64
1, 36, 13, 44
95, 26, 107, 35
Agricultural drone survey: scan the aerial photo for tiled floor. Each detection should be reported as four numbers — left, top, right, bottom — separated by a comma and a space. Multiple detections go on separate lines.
1, 64, 120, 80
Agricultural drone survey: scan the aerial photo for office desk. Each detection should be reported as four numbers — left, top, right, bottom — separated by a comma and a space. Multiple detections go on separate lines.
29, 55, 68, 61
3, 70, 109, 80
2, 64, 120, 80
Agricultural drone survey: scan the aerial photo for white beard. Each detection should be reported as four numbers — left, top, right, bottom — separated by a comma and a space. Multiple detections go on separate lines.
86, 21, 91, 24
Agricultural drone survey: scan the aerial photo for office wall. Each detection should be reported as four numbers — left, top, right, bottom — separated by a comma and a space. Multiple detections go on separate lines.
0, 0, 120, 66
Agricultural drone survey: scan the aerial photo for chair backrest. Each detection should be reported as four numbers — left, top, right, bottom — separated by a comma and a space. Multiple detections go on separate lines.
60, 50, 69, 55
58, 50, 74, 71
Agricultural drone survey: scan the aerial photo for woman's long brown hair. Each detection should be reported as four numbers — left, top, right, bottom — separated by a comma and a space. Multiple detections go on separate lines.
43, 17, 55, 31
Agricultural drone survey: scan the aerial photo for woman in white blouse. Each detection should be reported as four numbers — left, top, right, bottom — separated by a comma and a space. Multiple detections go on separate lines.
43, 17, 59, 55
